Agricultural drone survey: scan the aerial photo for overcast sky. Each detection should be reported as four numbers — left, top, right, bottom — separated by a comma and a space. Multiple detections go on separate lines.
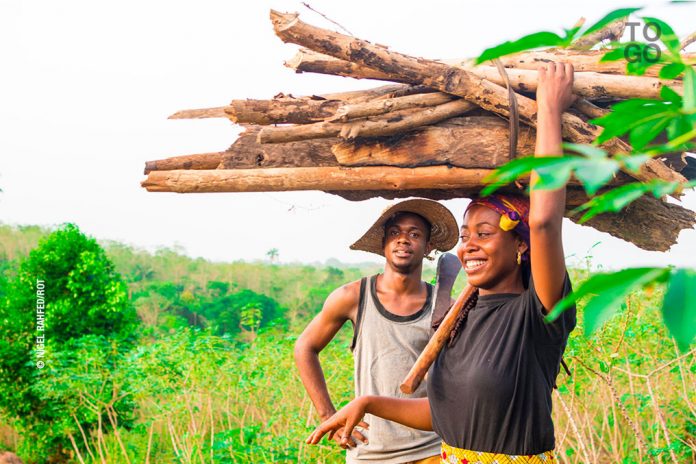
1, 0, 695, 269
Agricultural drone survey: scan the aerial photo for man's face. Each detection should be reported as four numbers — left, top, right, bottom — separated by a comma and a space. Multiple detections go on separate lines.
383, 213, 432, 274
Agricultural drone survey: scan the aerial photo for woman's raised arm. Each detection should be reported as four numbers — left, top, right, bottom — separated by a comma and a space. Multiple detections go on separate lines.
529, 62, 576, 312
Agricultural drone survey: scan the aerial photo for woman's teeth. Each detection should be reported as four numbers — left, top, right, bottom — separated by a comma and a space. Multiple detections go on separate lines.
466, 260, 486, 270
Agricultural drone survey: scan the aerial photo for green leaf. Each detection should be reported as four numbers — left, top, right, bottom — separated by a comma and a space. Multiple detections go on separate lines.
481, 156, 577, 196
642, 17, 681, 56
573, 158, 621, 195
533, 161, 575, 191
666, 116, 694, 142
660, 85, 683, 104
592, 98, 680, 145
572, 183, 650, 223
600, 46, 630, 62
546, 268, 670, 336
629, 116, 672, 150
662, 268, 696, 351
617, 153, 652, 173
650, 180, 680, 198
563, 143, 608, 159
659, 62, 686, 79
666, 128, 696, 148
581, 8, 641, 37
476, 31, 565, 64
683, 67, 696, 112
561, 26, 582, 46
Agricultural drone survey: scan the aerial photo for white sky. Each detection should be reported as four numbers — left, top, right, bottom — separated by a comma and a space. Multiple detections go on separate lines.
1, 0, 695, 269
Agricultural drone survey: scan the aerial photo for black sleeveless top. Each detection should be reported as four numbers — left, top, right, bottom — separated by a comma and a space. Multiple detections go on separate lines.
426, 275, 576, 455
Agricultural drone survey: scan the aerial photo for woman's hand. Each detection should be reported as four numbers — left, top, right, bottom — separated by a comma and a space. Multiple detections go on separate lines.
536, 62, 576, 116
306, 396, 370, 447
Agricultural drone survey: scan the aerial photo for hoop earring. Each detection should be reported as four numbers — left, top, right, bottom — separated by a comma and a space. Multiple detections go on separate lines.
516, 251, 522, 266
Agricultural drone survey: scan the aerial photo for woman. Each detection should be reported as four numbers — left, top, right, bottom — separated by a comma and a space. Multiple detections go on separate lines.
306, 62, 578, 463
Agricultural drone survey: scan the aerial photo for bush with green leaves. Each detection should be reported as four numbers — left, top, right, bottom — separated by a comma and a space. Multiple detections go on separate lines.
0, 223, 138, 462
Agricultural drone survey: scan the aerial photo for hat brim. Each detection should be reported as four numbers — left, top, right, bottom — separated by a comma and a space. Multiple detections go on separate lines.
350, 198, 459, 257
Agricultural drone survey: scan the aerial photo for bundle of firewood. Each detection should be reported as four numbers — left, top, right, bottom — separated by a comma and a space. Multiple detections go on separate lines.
142, 11, 696, 251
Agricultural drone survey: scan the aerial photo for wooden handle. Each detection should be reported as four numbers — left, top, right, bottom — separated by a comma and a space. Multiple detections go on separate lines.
400, 284, 476, 394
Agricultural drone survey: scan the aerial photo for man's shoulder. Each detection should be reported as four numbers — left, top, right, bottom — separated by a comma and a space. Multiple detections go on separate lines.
330, 278, 363, 304
322, 278, 367, 320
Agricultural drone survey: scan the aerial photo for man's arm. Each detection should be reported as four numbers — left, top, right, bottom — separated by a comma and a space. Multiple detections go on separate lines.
294, 282, 360, 439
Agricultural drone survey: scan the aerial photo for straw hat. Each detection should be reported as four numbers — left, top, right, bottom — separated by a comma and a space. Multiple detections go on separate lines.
350, 199, 459, 257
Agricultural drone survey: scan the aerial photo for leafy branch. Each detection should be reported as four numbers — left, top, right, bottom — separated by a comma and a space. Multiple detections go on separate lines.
476, 8, 642, 64
475, 8, 696, 349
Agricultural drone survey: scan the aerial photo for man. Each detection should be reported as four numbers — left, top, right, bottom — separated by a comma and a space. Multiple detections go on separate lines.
294, 198, 458, 464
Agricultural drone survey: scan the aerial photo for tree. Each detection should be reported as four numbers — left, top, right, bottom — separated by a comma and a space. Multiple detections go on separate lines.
266, 248, 279, 263
0, 223, 138, 461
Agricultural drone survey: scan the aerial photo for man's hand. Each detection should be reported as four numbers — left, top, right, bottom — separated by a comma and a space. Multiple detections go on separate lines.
307, 397, 370, 447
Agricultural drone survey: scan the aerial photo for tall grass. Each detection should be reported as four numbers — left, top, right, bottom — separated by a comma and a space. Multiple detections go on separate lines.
4, 286, 690, 463
0, 225, 692, 462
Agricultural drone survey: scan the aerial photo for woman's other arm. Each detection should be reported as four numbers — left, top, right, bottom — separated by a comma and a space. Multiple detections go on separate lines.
306, 396, 432, 446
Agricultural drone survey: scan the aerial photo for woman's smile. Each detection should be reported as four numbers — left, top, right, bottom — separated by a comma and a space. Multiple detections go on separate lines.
464, 259, 487, 273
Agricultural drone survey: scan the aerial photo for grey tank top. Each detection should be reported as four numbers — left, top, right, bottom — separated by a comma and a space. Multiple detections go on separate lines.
346, 275, 442, 464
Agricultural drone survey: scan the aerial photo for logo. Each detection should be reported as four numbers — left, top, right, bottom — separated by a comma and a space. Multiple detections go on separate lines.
624, 21, 662, 63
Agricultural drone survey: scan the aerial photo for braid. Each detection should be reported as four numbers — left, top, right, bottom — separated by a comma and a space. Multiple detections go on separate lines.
448, 289, 479, 347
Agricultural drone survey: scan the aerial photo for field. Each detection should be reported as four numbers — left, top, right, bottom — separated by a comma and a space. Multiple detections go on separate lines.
0, 224, 693, 463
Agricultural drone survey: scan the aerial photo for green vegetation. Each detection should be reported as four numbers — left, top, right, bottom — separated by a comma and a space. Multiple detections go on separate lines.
0, 224, 693, 463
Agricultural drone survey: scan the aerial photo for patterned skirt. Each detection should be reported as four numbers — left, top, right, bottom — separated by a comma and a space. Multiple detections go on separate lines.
440, 441, 557, 464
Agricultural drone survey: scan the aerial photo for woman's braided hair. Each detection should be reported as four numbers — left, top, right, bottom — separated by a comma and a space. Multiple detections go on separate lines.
447, 289, 479, 347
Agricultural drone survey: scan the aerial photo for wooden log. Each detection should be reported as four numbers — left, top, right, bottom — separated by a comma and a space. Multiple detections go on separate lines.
168, 107, 228, 119
286, 50, 683, 101
465, 66, 682, 101
680, 31, 696, 51
168, 85, 436, 124
143, 116, 533, 173
572, 193, 695, 252
141, 166, 501, 192
144, 153, 223, 174
572, 98, 610, 120
219, 127, 339, 169
225, 98, 342, 124
286, 48, 408, 82
270, 10, 685, 186
289, 48, 695, 82
256, 99, 477, 143
331, 116, 536, 167
329, 92, 455, 121
232, 116, 531, 169
490, 49, 695, 78
569, 19, 627, 50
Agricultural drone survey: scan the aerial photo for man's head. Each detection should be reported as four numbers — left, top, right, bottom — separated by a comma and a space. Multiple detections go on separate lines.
350, 199, 459, 272
381, 211, 433, 274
